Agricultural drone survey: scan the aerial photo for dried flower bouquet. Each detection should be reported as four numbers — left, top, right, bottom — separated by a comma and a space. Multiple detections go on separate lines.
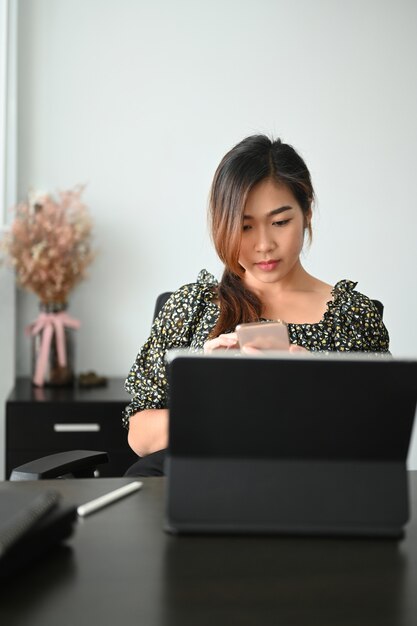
1, 185, 94, 386
1, 185, 94, 304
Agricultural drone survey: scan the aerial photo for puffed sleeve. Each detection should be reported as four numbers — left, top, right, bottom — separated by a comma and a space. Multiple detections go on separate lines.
122, 270, 218, 428
331, 282, 390, 353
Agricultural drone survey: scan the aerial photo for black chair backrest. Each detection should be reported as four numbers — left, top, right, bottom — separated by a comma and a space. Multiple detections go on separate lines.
372, 299, 384, 319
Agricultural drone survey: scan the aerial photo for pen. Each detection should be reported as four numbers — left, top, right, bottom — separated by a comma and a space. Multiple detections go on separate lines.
77, 481, 143, 517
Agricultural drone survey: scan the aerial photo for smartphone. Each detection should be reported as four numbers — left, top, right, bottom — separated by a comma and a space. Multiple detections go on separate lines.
235, 321, 290, 351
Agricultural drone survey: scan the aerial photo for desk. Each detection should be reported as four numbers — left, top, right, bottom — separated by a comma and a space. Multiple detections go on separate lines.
5, 377, 137, 477
1, 474, 417, 626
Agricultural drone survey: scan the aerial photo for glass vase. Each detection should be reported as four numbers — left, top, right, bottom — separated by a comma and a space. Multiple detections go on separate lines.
31, 302, 76, 387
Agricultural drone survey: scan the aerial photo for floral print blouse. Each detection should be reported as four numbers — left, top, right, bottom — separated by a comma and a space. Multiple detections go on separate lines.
122, 269, 390, 428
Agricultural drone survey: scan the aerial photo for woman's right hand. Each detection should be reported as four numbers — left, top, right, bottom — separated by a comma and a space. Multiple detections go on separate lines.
203, 332, 239, 353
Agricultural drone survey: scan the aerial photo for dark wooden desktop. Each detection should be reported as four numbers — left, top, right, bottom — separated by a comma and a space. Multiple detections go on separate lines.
1, 473, 417, 625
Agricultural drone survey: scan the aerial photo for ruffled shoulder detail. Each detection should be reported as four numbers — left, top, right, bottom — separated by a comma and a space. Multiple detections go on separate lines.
323, 279, 360, 322
192, 269, 218, 303
326, 279, 381, 324
154, 270, 217, 325
196, 268, 218, 287
331, 279, 358, 296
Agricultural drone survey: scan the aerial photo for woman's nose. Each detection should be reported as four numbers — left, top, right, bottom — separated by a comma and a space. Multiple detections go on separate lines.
255, 229, 276, 252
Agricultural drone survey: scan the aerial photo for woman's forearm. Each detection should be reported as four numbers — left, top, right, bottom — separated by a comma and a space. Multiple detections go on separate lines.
127, 408, 169, 457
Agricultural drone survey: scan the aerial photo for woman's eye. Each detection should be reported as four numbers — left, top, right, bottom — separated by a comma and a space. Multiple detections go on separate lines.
242, 224, 252, 231
273, 219, 290, 227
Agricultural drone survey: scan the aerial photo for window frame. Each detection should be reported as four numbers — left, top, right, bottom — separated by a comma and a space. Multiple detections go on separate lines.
0, 0, 17, 227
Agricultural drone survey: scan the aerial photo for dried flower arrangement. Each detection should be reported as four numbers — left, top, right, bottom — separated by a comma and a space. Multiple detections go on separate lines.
1, 185, 94, 304
0, 185, 95, 386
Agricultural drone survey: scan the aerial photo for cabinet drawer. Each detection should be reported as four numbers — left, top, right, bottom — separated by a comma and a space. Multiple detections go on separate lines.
5, 378, 136, 478
6, 402, 127, 450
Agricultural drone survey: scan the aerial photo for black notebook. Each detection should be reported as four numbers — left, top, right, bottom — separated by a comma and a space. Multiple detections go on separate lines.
0, 487, 77, 577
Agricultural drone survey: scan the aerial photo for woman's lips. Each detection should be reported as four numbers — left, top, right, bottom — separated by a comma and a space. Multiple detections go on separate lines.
256, 260, 279, 271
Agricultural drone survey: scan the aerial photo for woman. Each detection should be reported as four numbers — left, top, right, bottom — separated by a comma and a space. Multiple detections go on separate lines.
123, 135, 389, 475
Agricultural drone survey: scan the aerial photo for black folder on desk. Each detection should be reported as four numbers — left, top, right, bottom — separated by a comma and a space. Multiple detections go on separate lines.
165, 352, 417, 538
0, 487, 77, 577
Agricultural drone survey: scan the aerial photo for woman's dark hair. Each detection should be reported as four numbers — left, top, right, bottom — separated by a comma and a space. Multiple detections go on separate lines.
209, 134, 314, 338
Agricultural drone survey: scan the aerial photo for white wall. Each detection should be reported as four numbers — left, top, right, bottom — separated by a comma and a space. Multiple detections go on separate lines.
10, 1, 417, 463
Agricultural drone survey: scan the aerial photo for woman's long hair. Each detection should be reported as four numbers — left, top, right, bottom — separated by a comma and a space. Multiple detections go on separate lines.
209, 135, 314, 337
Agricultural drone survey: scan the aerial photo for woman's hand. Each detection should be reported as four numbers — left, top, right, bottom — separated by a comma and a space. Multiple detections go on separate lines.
288, 344, 309, 353
203, 334, 309, 354
203, 332, 239, 353
241, 343, 309, 355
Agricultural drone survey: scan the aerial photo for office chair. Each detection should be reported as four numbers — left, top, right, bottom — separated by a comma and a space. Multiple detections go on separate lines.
9, 296, 384, 480
372, 300, 383, 319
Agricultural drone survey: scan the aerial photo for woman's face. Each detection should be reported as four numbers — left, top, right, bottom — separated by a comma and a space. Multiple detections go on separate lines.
238, 178, 310, 289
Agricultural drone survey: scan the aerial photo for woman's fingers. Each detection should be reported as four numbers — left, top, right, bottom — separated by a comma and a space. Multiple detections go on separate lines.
240, 345, 263, 355
288, 344, 308, 353
203, 333, 239, 353
243, 344, 308, 354
204, 336, 308, 355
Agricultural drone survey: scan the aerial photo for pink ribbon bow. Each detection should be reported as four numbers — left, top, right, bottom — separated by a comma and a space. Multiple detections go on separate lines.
26, 311, 81, 387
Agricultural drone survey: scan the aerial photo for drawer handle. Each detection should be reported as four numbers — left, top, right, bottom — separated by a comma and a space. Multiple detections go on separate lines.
54, 423, 101, 433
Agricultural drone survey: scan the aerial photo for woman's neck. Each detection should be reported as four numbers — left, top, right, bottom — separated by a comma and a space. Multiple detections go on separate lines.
242, 262, 313, 298
242, 264, 333, 324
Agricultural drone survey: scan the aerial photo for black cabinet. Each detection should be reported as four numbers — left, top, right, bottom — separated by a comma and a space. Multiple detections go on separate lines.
5, 378, 138, 478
